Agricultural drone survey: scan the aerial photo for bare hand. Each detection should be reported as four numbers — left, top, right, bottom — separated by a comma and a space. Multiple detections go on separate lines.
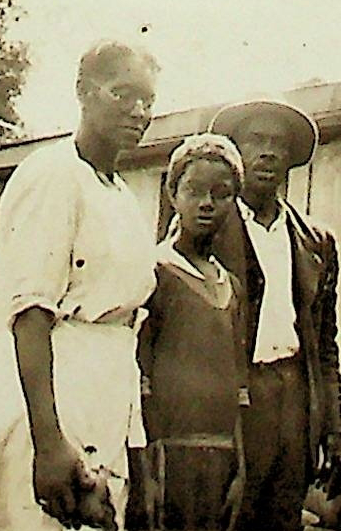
73, 468, 117, 530
33, 436, 96, 528
318, 434, 341, 500
141, 375, 152, 397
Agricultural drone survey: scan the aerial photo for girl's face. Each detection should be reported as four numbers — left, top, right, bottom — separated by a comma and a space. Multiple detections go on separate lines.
174, 158, 236, 237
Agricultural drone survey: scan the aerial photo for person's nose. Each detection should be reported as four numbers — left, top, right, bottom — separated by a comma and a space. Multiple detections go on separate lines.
199, 191, 214, 209
130, 99, 145, 119
259, 139, 277, 161
260, 151, 276, 160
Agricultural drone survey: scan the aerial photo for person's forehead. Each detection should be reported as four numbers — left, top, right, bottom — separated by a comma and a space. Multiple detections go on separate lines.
182, 158, 233, 179
97, 54, 150, 80
235, 111, 291, 139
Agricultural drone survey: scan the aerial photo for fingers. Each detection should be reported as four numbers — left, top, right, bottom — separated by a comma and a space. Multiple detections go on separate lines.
38, 489, 79, 528
40, 494, 71, 523
36, 472, 117, 530
76, 462, 97, 492
77, 485, 117, 530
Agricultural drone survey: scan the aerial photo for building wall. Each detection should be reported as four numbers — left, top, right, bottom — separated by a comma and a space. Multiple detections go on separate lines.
121, 165, 163, 240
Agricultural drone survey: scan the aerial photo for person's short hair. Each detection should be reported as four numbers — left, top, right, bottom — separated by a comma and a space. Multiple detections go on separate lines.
166, 133, 244, 202
76, 40, 160, 99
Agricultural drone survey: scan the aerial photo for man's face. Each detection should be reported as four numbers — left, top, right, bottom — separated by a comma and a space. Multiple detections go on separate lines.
86, 54, 156, 148
174, 158, 236, 238
232, 113, 292, 198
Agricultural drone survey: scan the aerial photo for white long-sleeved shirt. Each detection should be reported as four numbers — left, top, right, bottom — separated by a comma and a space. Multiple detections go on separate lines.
237, 197, 300, 364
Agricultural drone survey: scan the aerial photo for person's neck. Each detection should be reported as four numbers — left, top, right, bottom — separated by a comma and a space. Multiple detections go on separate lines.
241, 191, 280, 229
75, 125, 119, 175
175, 232, 212, 262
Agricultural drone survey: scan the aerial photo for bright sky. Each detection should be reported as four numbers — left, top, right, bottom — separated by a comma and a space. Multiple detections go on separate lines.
8, 0, 341, 137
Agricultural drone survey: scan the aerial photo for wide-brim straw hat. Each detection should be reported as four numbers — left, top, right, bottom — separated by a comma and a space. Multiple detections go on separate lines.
208, 100, 319, 168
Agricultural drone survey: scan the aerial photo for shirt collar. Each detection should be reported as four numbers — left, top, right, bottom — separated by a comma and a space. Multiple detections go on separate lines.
236, 196, 288, 231
157, 240, 206, 280
157, 224, 227, 284
96, 171, 123, 190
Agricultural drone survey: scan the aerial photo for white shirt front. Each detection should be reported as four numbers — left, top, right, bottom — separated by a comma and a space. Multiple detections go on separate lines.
0, 137, 156, 327
0, 136, 157, 473
237, 198, 300, 364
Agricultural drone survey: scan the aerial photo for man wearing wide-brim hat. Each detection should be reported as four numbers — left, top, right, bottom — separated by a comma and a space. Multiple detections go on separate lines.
209, 100, 341, 531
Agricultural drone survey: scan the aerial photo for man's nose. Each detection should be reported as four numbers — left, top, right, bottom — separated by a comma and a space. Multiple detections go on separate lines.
259, 151, 277, 161
199, 191, 214, 208
130, 99, 145, 119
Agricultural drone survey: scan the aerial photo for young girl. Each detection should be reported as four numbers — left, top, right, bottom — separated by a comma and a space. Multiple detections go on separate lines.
136, 133, 249, 531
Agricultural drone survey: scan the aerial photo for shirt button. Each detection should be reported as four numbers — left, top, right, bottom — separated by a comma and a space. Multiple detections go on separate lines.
272, 345, 279, 351
76, 258, 85, 268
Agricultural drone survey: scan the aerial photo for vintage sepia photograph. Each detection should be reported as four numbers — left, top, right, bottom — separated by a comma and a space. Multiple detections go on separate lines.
0, 1, 341, 530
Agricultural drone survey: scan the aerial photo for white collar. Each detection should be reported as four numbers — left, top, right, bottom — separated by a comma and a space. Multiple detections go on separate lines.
156, 239, 228, 284
96, 170, 124, 190
236, 196, 288, 231
69, 135, 123, 190
236, 195, 313, 242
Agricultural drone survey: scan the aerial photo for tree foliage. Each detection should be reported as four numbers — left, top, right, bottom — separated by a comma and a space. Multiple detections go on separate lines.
0, 0, 29, 139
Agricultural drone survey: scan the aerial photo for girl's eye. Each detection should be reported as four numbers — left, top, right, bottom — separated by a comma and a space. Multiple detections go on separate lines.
211, 186, 234, 199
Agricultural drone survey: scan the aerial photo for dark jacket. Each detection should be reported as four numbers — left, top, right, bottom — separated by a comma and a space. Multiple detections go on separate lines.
213, 200, 341, 468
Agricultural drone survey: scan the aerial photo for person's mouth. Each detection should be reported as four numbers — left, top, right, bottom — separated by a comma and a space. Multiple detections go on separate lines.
196, 215, 215, 225
120, 125, 144, 139
253, 168, 277, 181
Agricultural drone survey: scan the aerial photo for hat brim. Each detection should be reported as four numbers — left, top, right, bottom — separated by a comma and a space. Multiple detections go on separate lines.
208, 100, 319, 168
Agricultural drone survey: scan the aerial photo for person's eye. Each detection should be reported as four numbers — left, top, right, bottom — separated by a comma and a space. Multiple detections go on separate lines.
143, 97, 156, 110
212, 186, 234, 199
183, 184, 198, 196
143, 100, 153, 111
109, 91, 122, 101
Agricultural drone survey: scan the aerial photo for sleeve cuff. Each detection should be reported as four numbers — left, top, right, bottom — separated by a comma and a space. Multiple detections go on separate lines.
8, 294, 60, 331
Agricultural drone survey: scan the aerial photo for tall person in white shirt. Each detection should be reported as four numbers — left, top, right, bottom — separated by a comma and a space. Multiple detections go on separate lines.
0, 40, 158, 530
209, 101, 341, 531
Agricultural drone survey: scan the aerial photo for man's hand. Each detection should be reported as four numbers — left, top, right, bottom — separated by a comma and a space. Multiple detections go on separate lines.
141, 375, 152, 397
320, 433, 341, 500
33, 436, 96, 528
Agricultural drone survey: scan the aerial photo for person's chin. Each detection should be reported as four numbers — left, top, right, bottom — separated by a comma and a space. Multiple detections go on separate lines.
190, 225, 216, 238
119, 135, 142, 150
250, 180, 279, 196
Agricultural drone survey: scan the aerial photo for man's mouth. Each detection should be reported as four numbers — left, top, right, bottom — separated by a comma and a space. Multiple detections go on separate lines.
196, 215, 215, 225
253, 168, 277, 181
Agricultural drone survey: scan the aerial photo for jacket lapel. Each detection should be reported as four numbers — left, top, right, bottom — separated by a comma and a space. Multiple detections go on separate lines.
287, 214, 324, 313
213, 202, 262, 289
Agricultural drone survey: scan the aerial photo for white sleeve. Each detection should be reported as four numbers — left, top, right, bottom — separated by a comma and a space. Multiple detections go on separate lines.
0, 146, 79, 329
